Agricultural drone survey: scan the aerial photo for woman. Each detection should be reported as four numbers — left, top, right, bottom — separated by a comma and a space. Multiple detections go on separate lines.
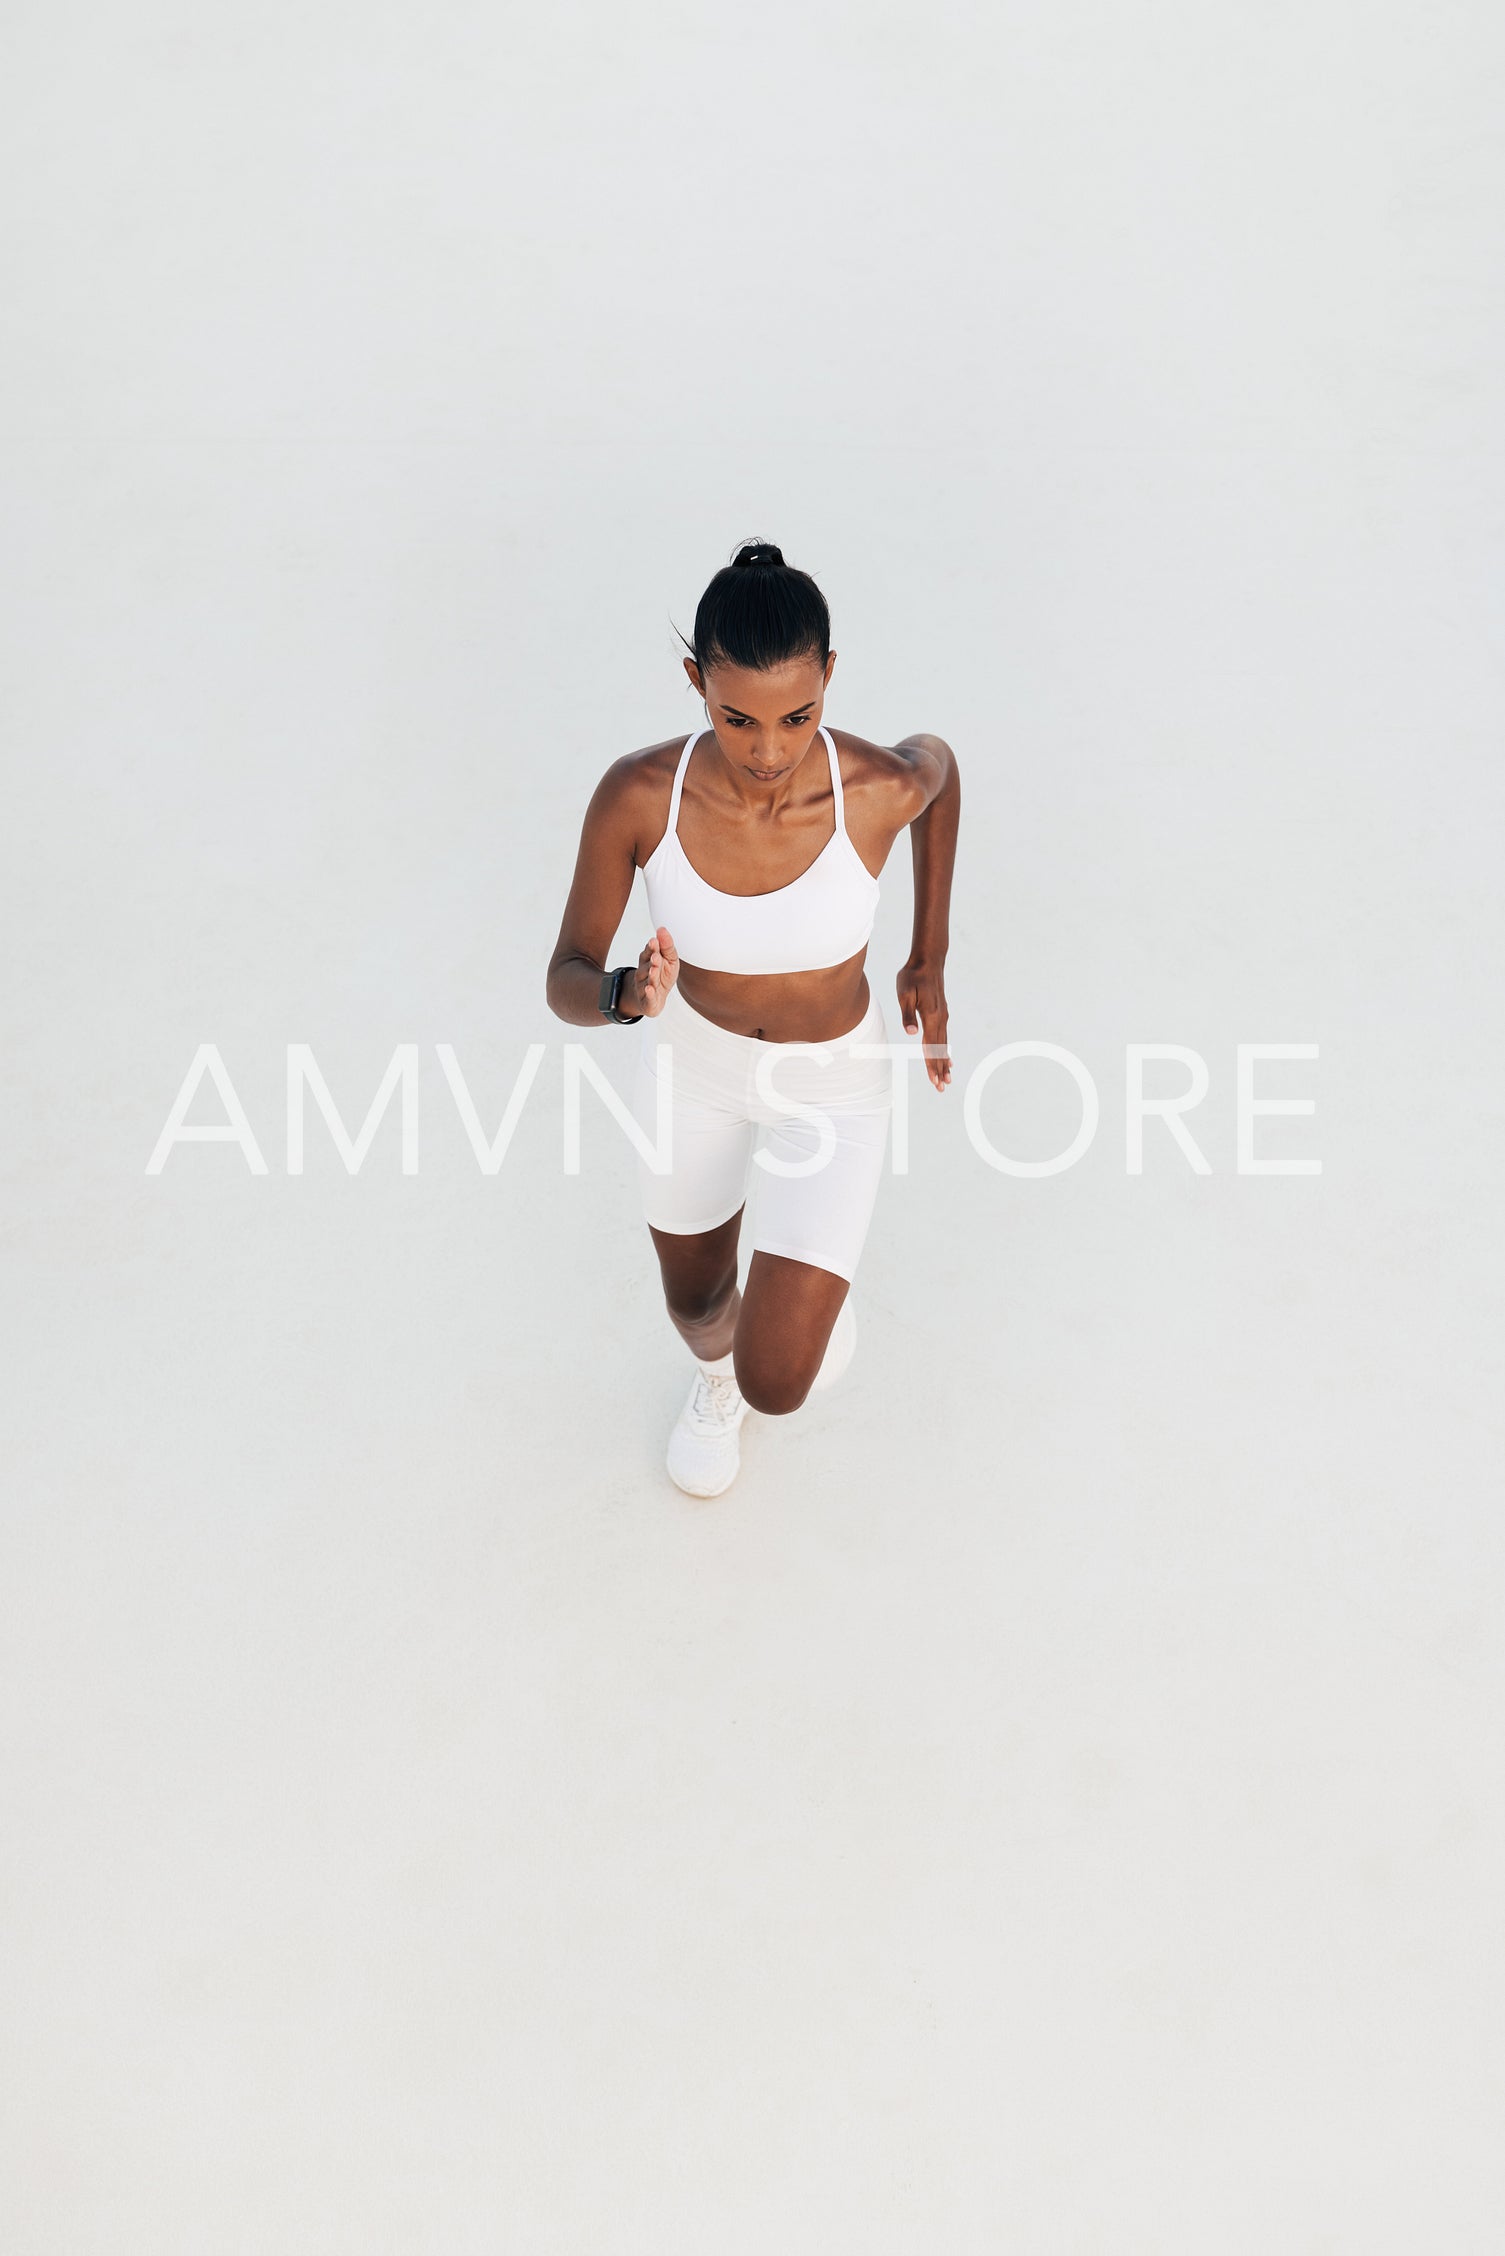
546, 540, 959, 1498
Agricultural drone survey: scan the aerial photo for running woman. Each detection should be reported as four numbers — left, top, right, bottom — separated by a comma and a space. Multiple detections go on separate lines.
546, 540, 959, 1497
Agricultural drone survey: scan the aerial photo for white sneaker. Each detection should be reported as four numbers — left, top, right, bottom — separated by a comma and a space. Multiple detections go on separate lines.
809, 1296, 857, 1394
666, 1362, 750, 1497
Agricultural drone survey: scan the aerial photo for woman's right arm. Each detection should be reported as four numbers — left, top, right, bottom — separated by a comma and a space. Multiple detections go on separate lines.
543, 756, 678, 1025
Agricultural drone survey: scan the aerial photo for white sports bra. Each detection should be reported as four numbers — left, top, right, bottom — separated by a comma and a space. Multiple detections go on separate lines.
641, 715, 881, 975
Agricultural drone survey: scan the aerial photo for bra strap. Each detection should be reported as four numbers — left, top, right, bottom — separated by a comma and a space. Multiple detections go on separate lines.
822, 723, 846, 836
667, 716, 703, 834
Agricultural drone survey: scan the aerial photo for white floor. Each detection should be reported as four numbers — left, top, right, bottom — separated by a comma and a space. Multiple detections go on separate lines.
3, 5, 1503, 2250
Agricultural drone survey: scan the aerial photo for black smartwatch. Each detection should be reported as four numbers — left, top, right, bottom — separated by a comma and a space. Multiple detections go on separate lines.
598, 964, 643, 1024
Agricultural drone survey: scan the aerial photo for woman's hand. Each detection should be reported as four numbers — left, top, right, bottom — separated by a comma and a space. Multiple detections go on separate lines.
631, 926, 680, 1017
897, 957, 952, 1091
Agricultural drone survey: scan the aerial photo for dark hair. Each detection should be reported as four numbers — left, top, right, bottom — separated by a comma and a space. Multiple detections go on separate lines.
676, 538, 831, 679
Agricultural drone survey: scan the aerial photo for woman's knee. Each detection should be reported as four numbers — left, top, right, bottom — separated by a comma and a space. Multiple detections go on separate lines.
733, 1346, 813, 1418
668, 1274, 737, 1326
652, 1232, 739, 1325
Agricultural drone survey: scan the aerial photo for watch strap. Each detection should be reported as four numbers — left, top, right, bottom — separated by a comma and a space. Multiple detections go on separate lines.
598, 964, 643, 1023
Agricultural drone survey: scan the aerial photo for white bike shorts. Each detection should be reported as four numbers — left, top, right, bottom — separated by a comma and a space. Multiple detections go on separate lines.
630, 980, 894, 1285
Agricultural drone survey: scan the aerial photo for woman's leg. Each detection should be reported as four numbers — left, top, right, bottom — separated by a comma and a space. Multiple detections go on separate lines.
645, 1208, 745, 1363
632, 985, 889, 1413
734, 1251, 850, 1415
734, 1095, 893, 1412
632, 1022, 757, 1362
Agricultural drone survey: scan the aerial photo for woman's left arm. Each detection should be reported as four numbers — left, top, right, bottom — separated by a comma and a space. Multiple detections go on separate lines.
895, 734, 958, 1093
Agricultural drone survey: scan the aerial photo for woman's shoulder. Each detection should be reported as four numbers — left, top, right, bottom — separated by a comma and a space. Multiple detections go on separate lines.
586, 733, 692, 870
828, 726, 931, 819
591, 731, 691, 801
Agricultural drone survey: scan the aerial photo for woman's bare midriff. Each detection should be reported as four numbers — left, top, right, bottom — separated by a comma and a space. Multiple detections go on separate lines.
676, 953, 871, 1043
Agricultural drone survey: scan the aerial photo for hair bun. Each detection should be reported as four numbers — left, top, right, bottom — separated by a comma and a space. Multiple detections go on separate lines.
732, 541, 785, 570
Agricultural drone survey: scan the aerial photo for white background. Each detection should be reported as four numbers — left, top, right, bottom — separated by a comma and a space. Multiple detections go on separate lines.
3, 3, 1503, 2249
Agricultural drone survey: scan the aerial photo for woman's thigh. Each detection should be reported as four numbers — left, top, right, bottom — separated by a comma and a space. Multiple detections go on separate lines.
746, 1102, 893, 1288
734, 1248, 851, 1413
730, 1101, 893, 1410
631, 1035, 757, 1240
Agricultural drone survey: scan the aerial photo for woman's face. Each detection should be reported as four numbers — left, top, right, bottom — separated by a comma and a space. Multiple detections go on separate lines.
687, 654, 836, 782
